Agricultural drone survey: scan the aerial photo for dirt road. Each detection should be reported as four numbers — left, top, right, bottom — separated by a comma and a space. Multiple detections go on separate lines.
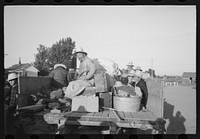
163, 85, 196, 134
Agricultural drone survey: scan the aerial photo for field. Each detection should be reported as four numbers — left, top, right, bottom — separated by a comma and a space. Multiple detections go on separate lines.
163, 85, 196, 134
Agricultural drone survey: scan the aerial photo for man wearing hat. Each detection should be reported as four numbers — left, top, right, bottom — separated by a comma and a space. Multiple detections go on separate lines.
49, 63, 68, 88
126, 61, 134, 71
5, 73, 19, 134
62, 47, 96, 99
131, 70, 148, 110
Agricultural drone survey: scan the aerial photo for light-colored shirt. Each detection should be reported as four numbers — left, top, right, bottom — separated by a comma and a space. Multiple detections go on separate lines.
78, 56, 96, 85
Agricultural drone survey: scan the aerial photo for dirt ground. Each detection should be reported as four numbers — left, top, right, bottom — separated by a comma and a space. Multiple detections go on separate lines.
163, 85, 196, 134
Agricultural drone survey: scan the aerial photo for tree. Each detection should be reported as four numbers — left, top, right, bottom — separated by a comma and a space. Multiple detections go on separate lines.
34, 44, 49, 76
47, 38, 75, 68
34, 38, 75, 76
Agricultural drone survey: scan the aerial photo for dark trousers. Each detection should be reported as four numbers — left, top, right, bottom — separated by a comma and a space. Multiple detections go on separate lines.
5, 106, 18, 134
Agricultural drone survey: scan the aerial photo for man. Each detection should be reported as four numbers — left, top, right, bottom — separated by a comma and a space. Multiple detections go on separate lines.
5, 73, 19, 134
126, 61, 134, 72
49, 64, 68, 88
120, 61, 134, 85
63, 47, 96, 99
130, 70, 148, 109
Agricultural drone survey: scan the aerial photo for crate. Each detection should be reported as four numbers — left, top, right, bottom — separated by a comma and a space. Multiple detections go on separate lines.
72, 96, 99, 112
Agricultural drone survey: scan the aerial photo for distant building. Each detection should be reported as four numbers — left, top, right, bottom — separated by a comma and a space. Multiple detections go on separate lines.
6, 63, 39, 77
162, 78, 179, 86
182, 72, 196, 84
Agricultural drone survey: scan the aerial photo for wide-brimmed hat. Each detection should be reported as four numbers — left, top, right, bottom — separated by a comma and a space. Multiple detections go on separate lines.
135, 70, 143, 78
135, 66, 142, 71
7, 73, 18, 81
127, 61, 134, 66
74, 47, 87, 55
54, 64, 67, 69
127, 70, 135, 77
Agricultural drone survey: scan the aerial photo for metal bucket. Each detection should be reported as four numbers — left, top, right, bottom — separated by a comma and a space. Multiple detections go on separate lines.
113, 96, 141, 112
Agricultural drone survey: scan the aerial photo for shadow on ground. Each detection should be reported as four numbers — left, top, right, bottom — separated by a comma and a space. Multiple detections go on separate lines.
164, 100, 186, 134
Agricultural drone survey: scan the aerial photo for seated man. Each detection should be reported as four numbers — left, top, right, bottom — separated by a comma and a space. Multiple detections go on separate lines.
49, 64, 68, 88
62, 47, 96, 99
129, 70, 148, 109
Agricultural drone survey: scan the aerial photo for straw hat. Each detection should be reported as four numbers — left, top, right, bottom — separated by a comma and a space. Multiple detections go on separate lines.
135, 66, 142, 71
74, 47, 87, 55
127, 61, 134, 66
127, 70, 135, 77
54, 64, 66, 69
135, 70, 143, 78
7, 73, 18, 81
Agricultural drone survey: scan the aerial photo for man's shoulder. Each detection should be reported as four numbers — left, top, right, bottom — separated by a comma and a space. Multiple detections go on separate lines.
85, 56, 94, 63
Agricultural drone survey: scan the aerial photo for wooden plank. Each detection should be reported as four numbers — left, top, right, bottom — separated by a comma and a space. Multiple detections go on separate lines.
131, 112, 141, 119
138, 111, 151, 120
102, 110, 110, 118
116, 111, 125, 120
94, 111, 103, 117
144, 111, 157, 120
115, 121, 154, 129
124, 112, 133, 121
65, 120, 110, 126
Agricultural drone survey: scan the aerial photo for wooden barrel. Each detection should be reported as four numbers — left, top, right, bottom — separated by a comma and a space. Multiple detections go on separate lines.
113, 96, 141, 112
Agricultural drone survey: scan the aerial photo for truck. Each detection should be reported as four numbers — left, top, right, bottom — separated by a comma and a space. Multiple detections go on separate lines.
16, 73, 166, 134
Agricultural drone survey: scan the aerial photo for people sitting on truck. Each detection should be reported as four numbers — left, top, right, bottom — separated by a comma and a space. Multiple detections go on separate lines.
127, 70, 142, 97
4, 73, 19, 134
129, 70, 148, 109
49, 63, 68, 88
62, 47, 96, 99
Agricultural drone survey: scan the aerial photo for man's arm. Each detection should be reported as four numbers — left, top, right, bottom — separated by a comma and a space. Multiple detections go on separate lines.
85, 59, 96, 80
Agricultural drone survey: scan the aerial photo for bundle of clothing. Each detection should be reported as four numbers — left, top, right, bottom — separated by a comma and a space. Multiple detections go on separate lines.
113, 82, 142, 98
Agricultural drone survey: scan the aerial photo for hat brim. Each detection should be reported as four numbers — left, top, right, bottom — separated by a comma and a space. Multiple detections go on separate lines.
54, 64, 66, 69
74, 51, 87, 55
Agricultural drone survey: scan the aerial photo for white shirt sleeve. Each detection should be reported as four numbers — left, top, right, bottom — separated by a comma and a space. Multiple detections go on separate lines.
135, 86, 142, 97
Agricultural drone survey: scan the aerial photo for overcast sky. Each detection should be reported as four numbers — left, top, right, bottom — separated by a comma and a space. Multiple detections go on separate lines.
4, 6, 196, 76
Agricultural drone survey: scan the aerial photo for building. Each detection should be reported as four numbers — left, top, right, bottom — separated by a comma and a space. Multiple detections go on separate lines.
6, 63, 39, 77
182, 72, 196, 84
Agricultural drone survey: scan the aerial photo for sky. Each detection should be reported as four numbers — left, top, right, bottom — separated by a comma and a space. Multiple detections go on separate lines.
4, 6, 196, 76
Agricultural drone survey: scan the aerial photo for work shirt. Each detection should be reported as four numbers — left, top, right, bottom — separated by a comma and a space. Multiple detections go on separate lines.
49, 67, 68, 88
9, 84, 18, 108
132, 79, 148, 108
78, 56, 96, 85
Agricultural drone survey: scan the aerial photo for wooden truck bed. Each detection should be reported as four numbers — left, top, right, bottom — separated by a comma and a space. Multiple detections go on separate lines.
44, 109, 165, 134
18, 76, 165, 134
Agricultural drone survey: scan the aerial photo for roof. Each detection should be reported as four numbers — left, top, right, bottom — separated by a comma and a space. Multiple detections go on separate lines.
182, 72, 196, 78
6, 63, 31, 72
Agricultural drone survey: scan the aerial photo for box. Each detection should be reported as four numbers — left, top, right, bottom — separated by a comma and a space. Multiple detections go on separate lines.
72, 96, 99, 112
94, 72, 111, 92
98, 92, 113, 108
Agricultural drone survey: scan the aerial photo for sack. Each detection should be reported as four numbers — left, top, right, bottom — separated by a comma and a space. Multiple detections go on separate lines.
94, 72, 110, 92
115, 85, 136, 96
